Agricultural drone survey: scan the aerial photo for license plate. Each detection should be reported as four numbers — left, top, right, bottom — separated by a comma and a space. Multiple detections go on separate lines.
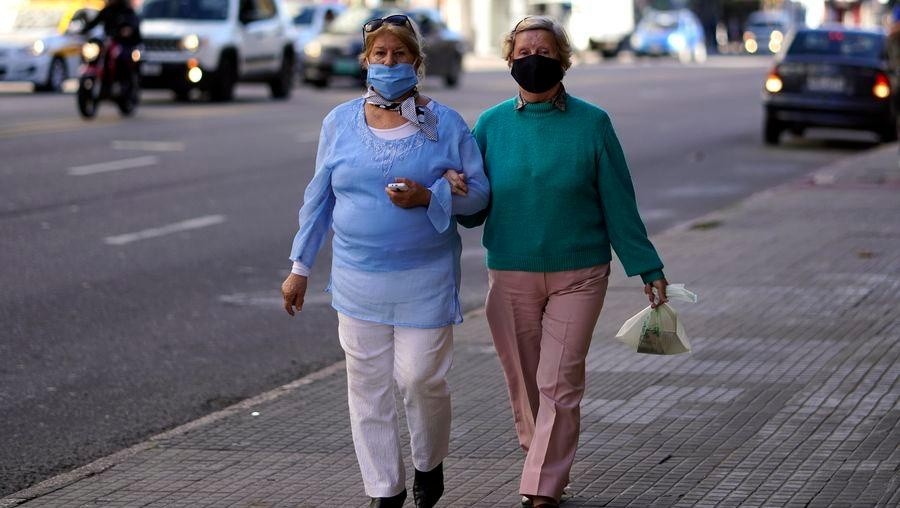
806, 76, 846, 93
142, 62, 162, 76
333, 58, 359, 76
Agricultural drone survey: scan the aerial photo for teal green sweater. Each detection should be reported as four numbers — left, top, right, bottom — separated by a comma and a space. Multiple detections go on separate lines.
460, 95, 664, 284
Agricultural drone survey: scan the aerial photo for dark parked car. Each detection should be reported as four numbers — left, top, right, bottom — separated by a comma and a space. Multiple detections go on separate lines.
299, 7, 465, 88
763, 26, 895, 145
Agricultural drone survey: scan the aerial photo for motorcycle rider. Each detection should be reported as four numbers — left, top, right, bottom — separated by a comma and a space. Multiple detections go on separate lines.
80, 0, 142, 84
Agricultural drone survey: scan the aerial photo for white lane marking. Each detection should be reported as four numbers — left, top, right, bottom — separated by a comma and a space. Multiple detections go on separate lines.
68, 156, 159, 176
104, 214, 226, 245
111, 140, 186, 152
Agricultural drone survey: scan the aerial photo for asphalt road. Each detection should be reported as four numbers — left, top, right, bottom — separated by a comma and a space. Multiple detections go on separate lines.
0, 55, 880, 496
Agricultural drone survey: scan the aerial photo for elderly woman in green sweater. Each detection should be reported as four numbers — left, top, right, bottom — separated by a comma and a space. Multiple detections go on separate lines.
452, 16, 669, 508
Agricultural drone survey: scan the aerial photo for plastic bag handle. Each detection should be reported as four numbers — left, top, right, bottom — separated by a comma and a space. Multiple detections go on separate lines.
655, 283, 698, 303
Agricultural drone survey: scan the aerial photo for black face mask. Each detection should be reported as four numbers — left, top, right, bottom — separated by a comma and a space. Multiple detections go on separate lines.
510, 54, 564, 94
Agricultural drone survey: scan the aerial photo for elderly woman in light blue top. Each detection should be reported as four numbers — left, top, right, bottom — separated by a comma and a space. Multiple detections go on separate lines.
280, 14, 488, 508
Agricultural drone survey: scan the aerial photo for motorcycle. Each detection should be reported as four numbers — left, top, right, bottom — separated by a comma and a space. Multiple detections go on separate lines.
77, 35, 141, 119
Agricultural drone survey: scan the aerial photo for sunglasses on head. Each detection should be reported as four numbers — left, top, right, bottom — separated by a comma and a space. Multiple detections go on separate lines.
513, 16, 535, 34
363, 14, 412, 34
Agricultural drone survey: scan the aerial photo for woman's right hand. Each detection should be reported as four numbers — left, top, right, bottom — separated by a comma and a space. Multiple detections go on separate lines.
281, 273, 308, 316
443, 169, 468, 196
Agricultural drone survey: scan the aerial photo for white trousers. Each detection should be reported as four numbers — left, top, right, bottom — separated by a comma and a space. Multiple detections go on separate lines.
337, 313, 453, 498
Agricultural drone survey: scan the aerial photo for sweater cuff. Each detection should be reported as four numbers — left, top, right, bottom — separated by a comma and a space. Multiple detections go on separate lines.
640, 269, 665, 285
425, 178, 452, 233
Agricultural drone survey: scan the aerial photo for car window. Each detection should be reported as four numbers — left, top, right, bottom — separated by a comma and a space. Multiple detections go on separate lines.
748, 20, 786, 29
294, 6, 314, 26
641, 11, 678, 30
11, 7, 65, 30
787, 31, 884, 59
747, 12, 788, 29
327, 8, 388, 35
141, 0, 229, 21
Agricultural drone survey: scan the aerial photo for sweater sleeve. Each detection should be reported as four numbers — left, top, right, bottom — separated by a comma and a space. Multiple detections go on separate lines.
597, 116, 665, 284
425, 117, 491, 232
289, 114, 337, 269
452, 126, 490, 215
456, 116, 490, 229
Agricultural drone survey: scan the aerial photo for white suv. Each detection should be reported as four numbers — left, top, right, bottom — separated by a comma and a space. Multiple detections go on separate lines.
139, 0, 295, 101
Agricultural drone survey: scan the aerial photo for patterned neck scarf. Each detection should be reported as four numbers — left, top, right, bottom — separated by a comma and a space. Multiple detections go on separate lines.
363, 87, 439, 141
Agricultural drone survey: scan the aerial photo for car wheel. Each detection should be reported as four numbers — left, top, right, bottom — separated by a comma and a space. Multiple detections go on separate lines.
174, 88, 191, 102
76, 76, 98, 119
269, 49, 294, 100
40, 57, 68, 92
444, 55, 461, 88
599, 49, 618, 59
879, 125, 898, 143
764, 114, 783, 145
210, 53, 236, 102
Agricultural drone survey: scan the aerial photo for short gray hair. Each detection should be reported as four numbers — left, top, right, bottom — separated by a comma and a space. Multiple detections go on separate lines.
502, 16, 573, 70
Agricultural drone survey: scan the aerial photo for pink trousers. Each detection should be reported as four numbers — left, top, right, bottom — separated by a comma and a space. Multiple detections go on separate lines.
485, 264, 610, 500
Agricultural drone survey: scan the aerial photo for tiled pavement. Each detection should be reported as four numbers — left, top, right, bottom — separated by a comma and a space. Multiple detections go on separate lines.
3, 145, 900, 507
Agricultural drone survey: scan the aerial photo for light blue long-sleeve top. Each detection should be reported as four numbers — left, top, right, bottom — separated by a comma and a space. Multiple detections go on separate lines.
290, 97, 490, 328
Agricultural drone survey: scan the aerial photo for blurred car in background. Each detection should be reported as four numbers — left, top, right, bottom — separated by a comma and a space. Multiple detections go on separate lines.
630, 8, 706, 63
139, 0, 296, 101
566, 0, 635, 59
0, 0, 104, 92
762, 27, 895, 145
300, 7, 465, 88
283, 1, 344, 61
743, 10, 792, 55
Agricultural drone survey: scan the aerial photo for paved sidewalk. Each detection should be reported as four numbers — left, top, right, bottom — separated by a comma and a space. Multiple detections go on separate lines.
4, 145, 900, 507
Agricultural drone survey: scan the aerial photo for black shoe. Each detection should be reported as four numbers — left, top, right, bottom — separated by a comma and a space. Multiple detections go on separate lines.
413, 463, 444, 508
369, 489, 407, 508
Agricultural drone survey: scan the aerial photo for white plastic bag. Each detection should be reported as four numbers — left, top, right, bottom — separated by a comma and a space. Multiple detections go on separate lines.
614, 284, 698, 355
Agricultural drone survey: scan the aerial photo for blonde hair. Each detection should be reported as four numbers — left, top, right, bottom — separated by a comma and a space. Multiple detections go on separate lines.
359, 17, 426, 80
502, 16, 573, 70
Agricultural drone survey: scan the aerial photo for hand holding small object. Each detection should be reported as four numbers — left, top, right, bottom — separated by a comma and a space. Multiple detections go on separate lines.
386, 177, 431, 208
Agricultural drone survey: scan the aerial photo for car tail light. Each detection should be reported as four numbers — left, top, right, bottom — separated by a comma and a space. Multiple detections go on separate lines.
765, 67, 783, 93
873, 72, 890, 99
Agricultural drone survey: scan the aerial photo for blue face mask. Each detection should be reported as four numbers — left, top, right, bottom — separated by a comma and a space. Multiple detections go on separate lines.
366, 62, 418, 101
